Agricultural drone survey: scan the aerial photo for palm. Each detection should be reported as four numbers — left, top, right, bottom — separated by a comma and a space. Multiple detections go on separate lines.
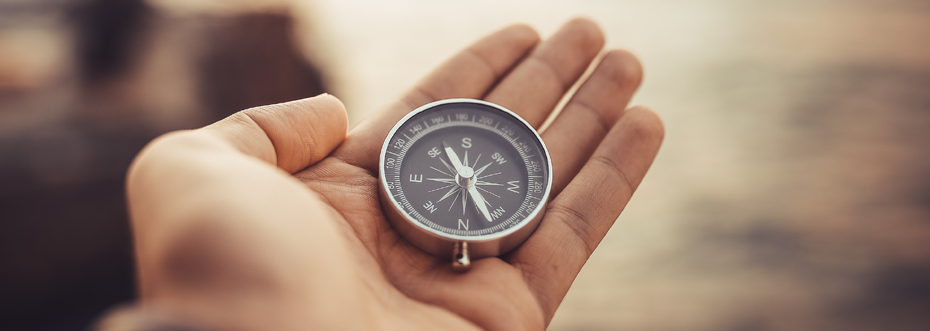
288, 18, 658, 330
126, 19, 663, 331
296, 155, 543, 330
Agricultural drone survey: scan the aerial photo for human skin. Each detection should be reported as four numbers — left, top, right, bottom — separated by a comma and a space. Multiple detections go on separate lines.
123, 18, 664, 331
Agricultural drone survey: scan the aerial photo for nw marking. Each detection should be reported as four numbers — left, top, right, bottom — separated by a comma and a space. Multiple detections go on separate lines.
490, 207, 505, 220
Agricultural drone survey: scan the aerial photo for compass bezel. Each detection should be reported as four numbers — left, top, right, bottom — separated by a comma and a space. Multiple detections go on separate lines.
378, 98, 553, 258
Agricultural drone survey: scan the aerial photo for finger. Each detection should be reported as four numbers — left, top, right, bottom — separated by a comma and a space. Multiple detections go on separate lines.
541, 50, 643, 196
202, 93, 348, 173
331, 24, 541, 171
485, 17, 605, 128
506, 107, 664, 323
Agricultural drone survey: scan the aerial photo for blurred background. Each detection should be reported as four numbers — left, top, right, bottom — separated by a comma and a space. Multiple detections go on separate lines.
1, 0, 928, 330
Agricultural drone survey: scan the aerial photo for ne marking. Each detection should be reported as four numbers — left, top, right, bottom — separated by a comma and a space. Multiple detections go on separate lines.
423, 201, 437, 214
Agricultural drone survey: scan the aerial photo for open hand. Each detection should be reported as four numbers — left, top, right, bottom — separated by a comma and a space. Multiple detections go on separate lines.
124, 18, 663, 331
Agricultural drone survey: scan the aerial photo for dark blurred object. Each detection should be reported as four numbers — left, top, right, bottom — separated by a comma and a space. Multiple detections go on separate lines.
76, 0, 150, 82
0, 0, 327, 330
199, 14, 327, 121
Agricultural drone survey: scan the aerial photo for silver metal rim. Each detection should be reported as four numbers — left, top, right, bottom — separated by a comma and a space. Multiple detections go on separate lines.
378, 98, 554, 243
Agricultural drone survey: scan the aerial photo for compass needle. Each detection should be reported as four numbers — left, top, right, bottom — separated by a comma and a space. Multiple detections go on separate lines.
467, 184, 493, 222
439, 158, 456, 174
461, 188, 468, 215
441, 141, 464, 171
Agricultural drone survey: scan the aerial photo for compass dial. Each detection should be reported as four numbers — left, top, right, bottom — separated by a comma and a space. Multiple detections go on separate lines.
379, 99, 551, 247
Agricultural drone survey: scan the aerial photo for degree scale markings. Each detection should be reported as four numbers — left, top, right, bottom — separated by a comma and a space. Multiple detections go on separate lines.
385, 107, 548, 236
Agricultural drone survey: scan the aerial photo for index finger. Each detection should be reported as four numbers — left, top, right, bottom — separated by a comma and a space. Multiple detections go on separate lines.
330, 24, 541, 172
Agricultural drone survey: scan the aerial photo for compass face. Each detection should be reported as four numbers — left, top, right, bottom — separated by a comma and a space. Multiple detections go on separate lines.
380, 99, 551, 241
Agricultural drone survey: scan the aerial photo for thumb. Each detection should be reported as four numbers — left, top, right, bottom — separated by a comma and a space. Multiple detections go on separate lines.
202, 93, 348, 173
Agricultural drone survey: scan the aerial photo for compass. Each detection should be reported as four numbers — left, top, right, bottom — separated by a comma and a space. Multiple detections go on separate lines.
378, 99, 552, 271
